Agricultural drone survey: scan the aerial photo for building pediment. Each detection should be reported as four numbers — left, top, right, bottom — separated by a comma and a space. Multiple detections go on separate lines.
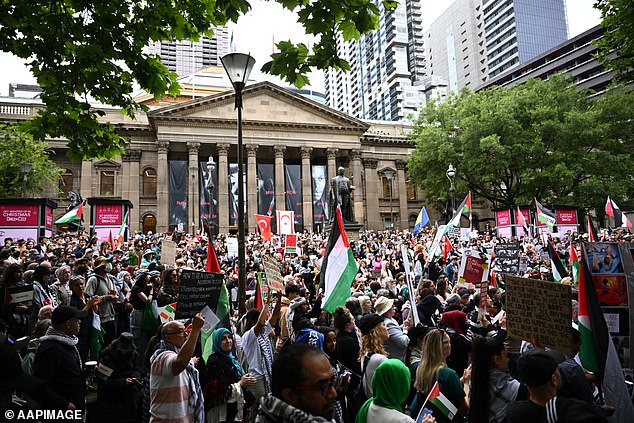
148, 81, 368, 132
93, 159, 121, 169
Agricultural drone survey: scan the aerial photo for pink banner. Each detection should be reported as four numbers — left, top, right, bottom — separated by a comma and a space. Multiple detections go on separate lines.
496, 209, 511, 226
95, 204, 122, 226
45, 206, 53, 228
0, 205, 39, 226
556, 209, 577, 224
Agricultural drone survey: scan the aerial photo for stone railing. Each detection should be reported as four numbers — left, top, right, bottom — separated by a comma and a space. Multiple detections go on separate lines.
0, 104, 33, 116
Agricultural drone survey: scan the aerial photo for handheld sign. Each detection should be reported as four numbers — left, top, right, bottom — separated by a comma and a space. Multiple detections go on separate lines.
5, 285, 34, 305
175, 270, 224, 320
262, 255, 285, 292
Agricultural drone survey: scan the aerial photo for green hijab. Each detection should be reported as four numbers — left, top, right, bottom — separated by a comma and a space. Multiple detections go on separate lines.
355, 359, 411, 423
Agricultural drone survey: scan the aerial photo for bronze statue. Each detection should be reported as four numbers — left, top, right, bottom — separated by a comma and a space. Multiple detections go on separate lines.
66, 191, 82, 212
329, 166, 356, 223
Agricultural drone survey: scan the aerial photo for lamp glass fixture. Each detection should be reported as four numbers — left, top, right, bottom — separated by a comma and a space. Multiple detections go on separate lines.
220, 53, 256, 87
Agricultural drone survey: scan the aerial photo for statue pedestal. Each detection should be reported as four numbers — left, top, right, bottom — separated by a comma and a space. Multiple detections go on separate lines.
325, 222, 363, 242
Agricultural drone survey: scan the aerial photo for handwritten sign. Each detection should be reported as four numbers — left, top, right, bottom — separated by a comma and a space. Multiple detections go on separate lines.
175, 270, 224, 320
262, 255, 285, 292
505, 275, 572, 355
161, 240, 176, 266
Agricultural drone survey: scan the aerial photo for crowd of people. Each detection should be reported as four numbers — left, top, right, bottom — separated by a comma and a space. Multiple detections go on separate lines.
0, 225, 630, 422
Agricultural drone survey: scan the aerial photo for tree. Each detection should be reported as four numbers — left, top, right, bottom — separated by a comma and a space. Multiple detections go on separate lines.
595, 0, 634, 84
0, 125, 64, 198
0, 0, 397, 161
407, 75, 634, 214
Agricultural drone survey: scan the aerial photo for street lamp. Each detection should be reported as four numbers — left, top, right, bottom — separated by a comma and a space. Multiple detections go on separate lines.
206, 156, 216, 238
384, 169, 395, 230
446, 164, 456, 221
20, 162, 32, 198
221, 52, 255, 316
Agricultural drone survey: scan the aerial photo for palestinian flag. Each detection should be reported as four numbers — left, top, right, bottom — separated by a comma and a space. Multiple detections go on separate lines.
605, 196, 632, 229
578, 250, 609, 383
447, 192, 471, 228
420, 380, 458, 421
547, 239, 568, 283
55, 201, 84, 224
569, 244, 580, 284
516, 206, 530, 235
586, 215, 598, 242
535, 199, 556, 232
321, 206, 358, 313
89, 313, 105, 361
206, 240, 221, 273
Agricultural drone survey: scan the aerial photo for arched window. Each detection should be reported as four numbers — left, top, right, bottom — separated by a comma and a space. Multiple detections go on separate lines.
406, 178, 416, 200
59, 169, 73, 197
143, 214, 156, 234
143, 168, 157, 196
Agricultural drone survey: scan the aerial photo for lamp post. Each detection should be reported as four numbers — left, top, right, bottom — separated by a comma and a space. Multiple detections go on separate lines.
221, 52, 255, 316
206, 156, 216, 240
20, 162, 32, 198
384, 169, 394, 230
446, 164, 456, 221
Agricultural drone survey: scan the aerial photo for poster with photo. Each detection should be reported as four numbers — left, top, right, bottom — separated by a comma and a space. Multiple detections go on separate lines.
585, 242, 624, 274
593, 275, 629, 306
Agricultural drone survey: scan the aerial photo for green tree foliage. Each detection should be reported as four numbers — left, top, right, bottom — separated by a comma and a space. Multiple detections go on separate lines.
0, 125, 64, 198
0, 0, 397, 161
595, 0, 634, 84
407, 76, 634, 214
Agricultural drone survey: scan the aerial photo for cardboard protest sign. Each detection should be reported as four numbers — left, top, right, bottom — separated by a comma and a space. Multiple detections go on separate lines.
505, 275, 572, 355
175, 270, 224, 320
458, 249, 490, 286
262, 255, 285, 292
161, 240, 177, 266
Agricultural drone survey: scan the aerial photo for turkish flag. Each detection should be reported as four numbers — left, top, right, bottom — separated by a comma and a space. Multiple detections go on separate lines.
442, 236, 452, 261
276, 210, 295, 235
255, 214, 272, 241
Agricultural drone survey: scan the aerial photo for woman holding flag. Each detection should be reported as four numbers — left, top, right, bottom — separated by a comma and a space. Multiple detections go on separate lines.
411, 329, 470, 423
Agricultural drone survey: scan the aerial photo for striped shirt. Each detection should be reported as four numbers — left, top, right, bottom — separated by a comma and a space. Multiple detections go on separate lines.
149, 351, 194, 423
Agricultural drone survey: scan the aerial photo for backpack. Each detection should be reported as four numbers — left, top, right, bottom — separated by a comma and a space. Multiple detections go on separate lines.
351, 352, 374, 415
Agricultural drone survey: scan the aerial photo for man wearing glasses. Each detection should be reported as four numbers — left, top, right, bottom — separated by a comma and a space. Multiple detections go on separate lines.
149, 313, 205, 423
256, 344, 338, 422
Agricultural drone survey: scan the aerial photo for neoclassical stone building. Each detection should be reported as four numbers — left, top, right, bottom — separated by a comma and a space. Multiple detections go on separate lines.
1, 81, 438, 234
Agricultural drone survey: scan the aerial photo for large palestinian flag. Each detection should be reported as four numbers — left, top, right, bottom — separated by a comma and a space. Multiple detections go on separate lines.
578, 249, 609, 383
547, 239, 568, 283
321, 206, 358, 313
605, 196, 632, 229
535, 199, 556, 232
448, 192, 471, 228
55, 201, 84, 224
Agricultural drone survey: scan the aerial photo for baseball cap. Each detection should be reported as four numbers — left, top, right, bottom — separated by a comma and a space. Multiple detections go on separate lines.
51, 305, 88, 326
518, 348, 566, 387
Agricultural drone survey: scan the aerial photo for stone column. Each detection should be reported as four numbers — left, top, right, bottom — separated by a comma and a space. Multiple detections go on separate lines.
363, 158, 380, 230
122, 149, 141, 232
274, 145, 286, 214
217, 143, 230, 233
187, 142, 201, 234
396, 160, 408, 230
246, 144, 258, 232
300, 147, 313, 231
327, 148, 338, 184
157, 142, 170, 233
80, 160, 93, 227
351, 149, 364, 226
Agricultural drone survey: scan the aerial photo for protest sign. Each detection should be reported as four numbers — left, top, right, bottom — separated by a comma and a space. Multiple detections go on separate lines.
226, 237, 238, 258
505, 275, 572, 355
262, 255, 285, 292
401, 245, 420, 326
257, 272, 270, 302
5, 285, 33, 305
495, 241, 520, 274
175, 270, 224, 320
457, 249, 490, 286
161, 240, 176, 266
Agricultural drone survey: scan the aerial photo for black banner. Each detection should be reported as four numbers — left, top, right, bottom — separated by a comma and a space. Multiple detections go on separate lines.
258, 163, 275, 216
169, 160, 188, 228
285, 164, 302, 230
229, 163, 246, 227
495, 241, 520, 274
199, 160, 218, 231
175, 270, 224, 319
312, 165, 328, 226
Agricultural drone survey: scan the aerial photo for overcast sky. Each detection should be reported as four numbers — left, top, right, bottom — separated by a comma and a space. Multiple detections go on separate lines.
0, 0, 601, 96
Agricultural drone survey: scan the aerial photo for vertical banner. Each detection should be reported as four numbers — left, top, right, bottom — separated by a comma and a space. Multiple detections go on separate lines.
199, 160, 218, 230
169, 160, 188, 228
312, 165, 328, 227
228, 164, 246, 227
258, 164, 275, 216
285, 164, 303, 230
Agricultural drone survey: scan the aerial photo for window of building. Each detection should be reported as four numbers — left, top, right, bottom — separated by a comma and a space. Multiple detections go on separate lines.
143, 214, 157, 234
143, 167, 157, 196
381, 175, 394, 198
406, 179, 416, 200
59, 169, 73, 197
100, 171, 115, 196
